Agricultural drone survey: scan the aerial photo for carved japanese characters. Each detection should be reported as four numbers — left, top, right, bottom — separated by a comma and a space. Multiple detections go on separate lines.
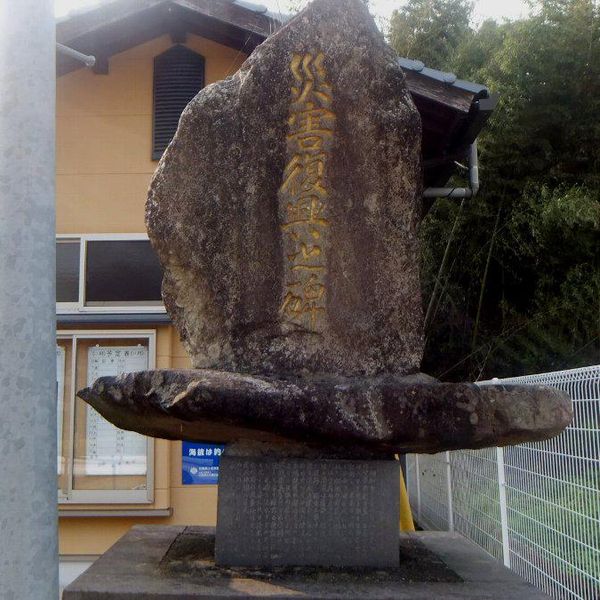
146, 0, 423, 376
280, 52, 335, 332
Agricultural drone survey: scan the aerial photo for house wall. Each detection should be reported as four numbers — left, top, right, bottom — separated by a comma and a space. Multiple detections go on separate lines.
57, 33, 245, 234
56, 33, 246, 557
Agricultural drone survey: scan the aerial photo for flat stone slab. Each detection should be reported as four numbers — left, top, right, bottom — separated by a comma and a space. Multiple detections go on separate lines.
215, 452, 400, 567
78, 369, 572, 454
63, 526, 551, 599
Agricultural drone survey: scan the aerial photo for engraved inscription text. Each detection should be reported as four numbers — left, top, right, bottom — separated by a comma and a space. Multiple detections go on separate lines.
279, 52, 335, 331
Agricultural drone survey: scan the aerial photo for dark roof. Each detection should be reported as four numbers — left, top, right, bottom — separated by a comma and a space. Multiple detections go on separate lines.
57, 0, 497, 188
56, 0, 279, 75
398, 58, 488, 96
398, 58, 498, 187
231, 0, 289, 22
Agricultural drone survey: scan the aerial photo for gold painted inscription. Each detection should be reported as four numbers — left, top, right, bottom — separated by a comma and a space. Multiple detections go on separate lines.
280, 52, 335, 331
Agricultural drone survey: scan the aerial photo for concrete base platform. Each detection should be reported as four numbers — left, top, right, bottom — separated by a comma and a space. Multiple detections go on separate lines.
63, 526, 550, 599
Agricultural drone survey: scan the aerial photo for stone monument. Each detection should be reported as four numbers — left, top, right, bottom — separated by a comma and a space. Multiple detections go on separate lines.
67, 0, 571, 597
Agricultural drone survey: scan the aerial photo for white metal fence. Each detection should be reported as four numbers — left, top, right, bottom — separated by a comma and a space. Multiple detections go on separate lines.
406, 365, 600, 600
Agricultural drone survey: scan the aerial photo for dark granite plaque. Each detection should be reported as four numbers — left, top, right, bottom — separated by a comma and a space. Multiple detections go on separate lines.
215, 454, 400, 567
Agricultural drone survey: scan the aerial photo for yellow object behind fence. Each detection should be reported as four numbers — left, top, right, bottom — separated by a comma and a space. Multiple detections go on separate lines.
400, 469, 415, 531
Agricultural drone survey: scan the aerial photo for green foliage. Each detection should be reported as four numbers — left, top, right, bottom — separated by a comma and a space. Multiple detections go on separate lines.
391, 0, 600, 379
449, 456, 600, 584
389, 0, 474, 68
507, 470, 600, 585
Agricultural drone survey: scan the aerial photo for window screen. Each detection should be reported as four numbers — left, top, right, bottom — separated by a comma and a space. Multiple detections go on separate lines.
57, 332, 154, 504
85, 240, 163, 306
57, 240, 80, 303
152, 45, 205, 160
72, 338, 149, 491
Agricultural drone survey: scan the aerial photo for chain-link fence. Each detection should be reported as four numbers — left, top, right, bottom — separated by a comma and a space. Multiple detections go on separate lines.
406, 365, 600, 600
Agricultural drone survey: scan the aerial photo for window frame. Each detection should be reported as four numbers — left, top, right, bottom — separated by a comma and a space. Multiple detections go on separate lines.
56, 237, 82, 308
56, 233, 166, 314
57, 329, 156, 505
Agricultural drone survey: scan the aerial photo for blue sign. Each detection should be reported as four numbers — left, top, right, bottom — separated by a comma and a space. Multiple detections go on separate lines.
182, 442, 225, 485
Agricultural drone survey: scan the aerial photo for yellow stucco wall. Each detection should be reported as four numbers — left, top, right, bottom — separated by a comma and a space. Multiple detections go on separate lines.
57, 34, 247, 556
56, 33, 246, 235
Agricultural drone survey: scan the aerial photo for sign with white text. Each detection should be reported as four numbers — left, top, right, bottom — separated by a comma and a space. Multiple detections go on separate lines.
182, 442, 225, 485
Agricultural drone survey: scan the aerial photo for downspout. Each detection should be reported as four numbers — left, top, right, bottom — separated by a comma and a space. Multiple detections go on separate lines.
423, 141, 480, 199
56, 42, 96, 68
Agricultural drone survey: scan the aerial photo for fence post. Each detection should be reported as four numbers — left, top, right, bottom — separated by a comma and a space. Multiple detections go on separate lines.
445, 451, 454, 532
496, 446, 511, 568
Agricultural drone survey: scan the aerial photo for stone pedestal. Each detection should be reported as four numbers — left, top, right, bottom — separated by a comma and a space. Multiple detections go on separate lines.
63, 526, 551, 599
215, 450, 400, 567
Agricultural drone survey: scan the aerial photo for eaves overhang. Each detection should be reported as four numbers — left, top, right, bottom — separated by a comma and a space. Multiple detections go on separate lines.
56, 0, 497, 189
56, 0, 279, 76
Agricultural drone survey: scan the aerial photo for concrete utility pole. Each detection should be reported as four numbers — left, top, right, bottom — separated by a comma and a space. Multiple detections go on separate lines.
0, 0, 58, 598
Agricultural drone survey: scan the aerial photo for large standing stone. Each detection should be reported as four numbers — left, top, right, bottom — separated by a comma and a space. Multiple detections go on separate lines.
147, 0, 423, 378
79, 0, 572, 465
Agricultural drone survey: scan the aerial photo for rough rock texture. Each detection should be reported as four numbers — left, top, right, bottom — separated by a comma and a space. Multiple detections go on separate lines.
78, 370, 573, 455
147, 0, 423, 378
78, 0, 574, 463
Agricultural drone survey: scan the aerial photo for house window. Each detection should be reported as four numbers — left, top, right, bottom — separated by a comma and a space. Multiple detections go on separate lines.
56, 235, 165, 313
85, 240, 163, 306
57, 331, 155, 503
56, 239, 80, 303
152, 45, 205, 160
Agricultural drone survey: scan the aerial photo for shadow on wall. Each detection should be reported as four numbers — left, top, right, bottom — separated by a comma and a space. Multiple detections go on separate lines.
60, 560, 95, 598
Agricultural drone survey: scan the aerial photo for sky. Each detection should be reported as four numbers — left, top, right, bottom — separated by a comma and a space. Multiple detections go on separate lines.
55, 0, 530, 24
276, 0, 531, 24
374, 0, 529, 24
